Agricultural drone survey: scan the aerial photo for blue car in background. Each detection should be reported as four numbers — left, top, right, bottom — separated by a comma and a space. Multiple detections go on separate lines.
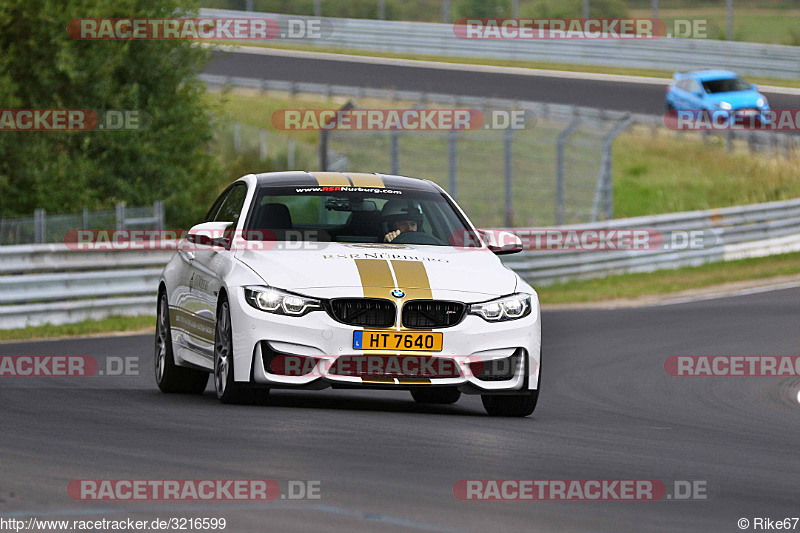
665, 70, 771, 125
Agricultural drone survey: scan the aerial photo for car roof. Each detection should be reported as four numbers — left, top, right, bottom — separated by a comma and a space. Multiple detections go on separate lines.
680, 70, 740, 81
252, 171, 441, 192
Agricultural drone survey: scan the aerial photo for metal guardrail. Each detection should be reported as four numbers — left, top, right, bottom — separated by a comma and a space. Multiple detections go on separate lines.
500, 197, 800, 284
2, 198, 800, 328
199, 8, 800, 80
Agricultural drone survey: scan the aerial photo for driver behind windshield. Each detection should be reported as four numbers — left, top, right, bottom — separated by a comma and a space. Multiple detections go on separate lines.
382, 200, 424, 243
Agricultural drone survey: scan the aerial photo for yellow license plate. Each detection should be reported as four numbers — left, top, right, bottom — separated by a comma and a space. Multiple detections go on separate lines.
353, 331, 443, 352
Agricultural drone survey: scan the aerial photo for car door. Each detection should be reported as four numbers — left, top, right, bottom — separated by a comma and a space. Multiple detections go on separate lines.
185, 182, 249, 359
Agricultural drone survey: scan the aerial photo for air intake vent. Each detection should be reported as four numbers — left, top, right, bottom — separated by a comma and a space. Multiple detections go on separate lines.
328, 298, 396, 328
402, 301, 466, 329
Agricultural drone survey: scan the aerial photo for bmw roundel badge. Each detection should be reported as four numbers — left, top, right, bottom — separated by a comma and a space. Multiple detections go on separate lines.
391, 289, 405, 298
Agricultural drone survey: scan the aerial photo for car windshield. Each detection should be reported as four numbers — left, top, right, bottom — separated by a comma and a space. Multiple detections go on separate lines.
244, 184, 473, 246
701, 76, 751, 94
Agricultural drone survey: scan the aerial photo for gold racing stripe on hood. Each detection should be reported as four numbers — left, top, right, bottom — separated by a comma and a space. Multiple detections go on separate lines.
390, 260, 433, 334
345, 173, 384, 188
390, 260, 432, 301
354, 259, 395, 299
309, 171, 351, 187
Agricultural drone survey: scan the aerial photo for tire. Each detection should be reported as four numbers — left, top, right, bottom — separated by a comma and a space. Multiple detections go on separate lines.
482, 355, 540, 417
214, 297, 268, 404
481, 390, 539, 417
410, 387, 461, 405
154, 291, 209, 394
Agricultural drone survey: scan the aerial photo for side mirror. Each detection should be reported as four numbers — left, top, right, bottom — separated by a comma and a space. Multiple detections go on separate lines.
187, 221, 234, 250
751, 83, 758, 91
693, 90, 704, 98
479, 229, 523, 255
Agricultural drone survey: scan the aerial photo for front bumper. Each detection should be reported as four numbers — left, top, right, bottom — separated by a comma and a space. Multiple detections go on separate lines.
228, 286, 541, 393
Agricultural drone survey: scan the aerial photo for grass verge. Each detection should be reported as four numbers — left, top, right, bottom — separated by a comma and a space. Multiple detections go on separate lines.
0, 315, 155, 343
535, 251, 800, 304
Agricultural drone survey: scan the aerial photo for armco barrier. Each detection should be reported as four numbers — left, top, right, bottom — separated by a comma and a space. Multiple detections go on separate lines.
198, 8, 800, 80
1, 198, 800, 328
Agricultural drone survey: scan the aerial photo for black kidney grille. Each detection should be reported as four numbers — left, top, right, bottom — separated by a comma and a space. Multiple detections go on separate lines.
402, 301, 466, 329
329, 298, 396, 328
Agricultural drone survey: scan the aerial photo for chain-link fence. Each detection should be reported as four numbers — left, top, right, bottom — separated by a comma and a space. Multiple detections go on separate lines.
324, 110, 629, 228
0, 202, 164, 246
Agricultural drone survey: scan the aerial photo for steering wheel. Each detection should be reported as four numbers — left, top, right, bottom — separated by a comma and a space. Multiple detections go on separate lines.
389, 231, 445, 245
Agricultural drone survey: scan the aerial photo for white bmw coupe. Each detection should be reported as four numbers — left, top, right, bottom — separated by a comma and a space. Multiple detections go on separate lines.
155, 171, 541, 416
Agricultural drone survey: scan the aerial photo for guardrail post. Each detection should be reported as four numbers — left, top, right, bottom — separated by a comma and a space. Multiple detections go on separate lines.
33, 209, 46, 244
377, 0, 385, 20
441, 0, 450, 23
448, 130, 457, 200
390, 129, 400, 175
82, 207, 89, 230
726, 130, 733, 153
314, 0, 321, 17
504, 128, 514, 227
116, 203, 126, 230
555, 117, 582, 225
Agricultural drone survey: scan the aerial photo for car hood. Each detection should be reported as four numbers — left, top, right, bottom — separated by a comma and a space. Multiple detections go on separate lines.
704, 90, 763, 109
235, 242, 518, 300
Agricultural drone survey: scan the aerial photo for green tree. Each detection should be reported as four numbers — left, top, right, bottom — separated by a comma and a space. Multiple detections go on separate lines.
0, 0, 221, 227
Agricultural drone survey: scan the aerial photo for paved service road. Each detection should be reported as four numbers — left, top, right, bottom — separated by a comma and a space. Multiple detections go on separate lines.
205, 49, 800, 115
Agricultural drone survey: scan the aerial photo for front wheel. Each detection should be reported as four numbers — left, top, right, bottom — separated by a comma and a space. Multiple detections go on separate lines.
154, 291, 208, 394
481, 390, 539, 417
214, 298, 268, 404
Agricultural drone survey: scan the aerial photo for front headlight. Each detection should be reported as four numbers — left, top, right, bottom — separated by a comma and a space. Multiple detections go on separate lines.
469, 293, 532, 322
715, 101, 732, 110
244, 286, 322, 316
756, 97, 766, 108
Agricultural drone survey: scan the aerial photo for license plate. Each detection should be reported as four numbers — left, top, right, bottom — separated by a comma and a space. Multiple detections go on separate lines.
353, 331, 443, 352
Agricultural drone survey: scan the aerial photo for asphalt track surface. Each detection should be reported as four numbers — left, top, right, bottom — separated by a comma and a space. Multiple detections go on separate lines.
1, 287, 798, 532
205, 49, 800, 114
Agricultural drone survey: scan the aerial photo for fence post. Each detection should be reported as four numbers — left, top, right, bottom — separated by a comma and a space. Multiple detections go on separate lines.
319, 130, 329, 171
592, 116, 632, 222
33, 208, 46, 244
116, 203, 126, 230
154, 201, 165, 230
555, 117, 582, 225
259, 129, 268, 160
504, 128, 514, 227
448, 130, 457, 200
441, 0, 450, 23
82, 207, 89, 230
288, 138, 296, 169
233, 122, 242, 152
390, 130, 400, 175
